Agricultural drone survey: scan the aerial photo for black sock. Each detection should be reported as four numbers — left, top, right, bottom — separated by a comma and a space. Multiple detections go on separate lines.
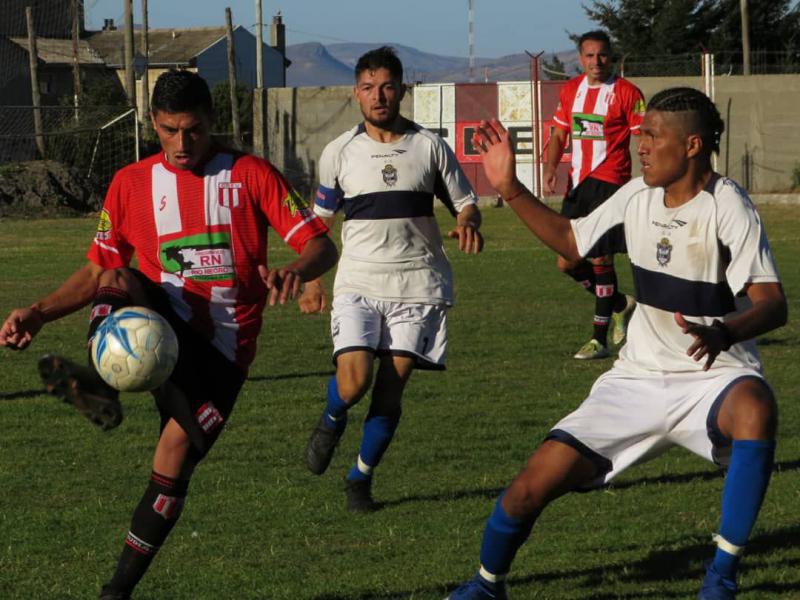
592, 264, 618, 346
106, 471, 189, 594
566, 262, 595, 295
88, 287, 133, 343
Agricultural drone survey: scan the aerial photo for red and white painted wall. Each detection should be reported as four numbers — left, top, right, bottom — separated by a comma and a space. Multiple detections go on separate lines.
413, 81, 572, 197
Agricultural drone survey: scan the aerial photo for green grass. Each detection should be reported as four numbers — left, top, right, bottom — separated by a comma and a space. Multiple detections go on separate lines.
1, 205, 799, 599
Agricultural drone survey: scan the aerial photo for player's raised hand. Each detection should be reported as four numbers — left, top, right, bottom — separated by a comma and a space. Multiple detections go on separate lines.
674, 312, 728, 371
298, 280, 328, 314
447, 224, 484, 254
258, 264, 302, 307
0, 307, 45, 350
471, 119, 517, 197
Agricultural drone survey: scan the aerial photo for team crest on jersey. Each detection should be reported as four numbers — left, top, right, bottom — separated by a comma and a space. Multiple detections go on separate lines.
572, 113, 605, 140
95, 208, 112, 241
160, 232, 235, 282
382, 164, 398, 186
283, 188, 311, 217
218, 182, 242, 208
657, 237, 673, 266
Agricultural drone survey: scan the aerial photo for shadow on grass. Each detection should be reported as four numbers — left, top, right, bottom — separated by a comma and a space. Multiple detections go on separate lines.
247, 370, 334, 383
311, 524, 800, 599
0, 388, 45, 400
609, 458, 800, 491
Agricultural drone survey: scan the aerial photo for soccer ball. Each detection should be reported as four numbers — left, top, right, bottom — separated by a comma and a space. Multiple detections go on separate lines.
91, 306, 179, 392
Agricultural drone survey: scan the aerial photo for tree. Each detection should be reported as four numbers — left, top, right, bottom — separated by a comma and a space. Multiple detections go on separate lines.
211, 81, 252, 139
582, 0, 800, 74
542, 54, 570, 80
710, 0, 800, 72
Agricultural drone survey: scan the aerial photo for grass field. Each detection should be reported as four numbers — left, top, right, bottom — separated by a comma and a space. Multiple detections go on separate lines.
1, 205, 798, 599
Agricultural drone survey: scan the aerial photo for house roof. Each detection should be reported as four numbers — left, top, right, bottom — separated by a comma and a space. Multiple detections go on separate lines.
7, 36, 105, 65
85, 26, 239, 68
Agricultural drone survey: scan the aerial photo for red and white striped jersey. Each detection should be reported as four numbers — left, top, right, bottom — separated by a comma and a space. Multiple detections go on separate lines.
88, 149, 328, 370
553, 74, 645, 189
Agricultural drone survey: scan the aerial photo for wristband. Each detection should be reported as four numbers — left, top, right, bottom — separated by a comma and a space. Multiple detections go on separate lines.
711, 319, 734, 351
503, 187, 527, 203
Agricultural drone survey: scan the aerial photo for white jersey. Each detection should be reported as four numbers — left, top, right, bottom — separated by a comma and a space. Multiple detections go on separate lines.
571, 174, 780, 374
314, 122, 478, 305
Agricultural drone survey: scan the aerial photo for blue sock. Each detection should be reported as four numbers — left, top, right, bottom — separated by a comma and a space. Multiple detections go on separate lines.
479, 493, 535, 577
346, 410, 400, 482
711, 439, 775, 580
322, 376, 349, 432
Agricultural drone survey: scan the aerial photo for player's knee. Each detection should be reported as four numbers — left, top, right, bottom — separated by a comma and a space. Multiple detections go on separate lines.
98, 268, 146, 302
730, 386, 778, 440
336, 375, 371, 404
503, 476, 547, 520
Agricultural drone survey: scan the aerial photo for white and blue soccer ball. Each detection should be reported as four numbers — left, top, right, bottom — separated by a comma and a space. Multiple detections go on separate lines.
91, 306, 179, 392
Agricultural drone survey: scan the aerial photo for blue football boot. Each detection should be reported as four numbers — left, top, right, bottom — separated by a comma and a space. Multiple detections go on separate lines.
697, 564, 737, 600
446, 572, 508, 600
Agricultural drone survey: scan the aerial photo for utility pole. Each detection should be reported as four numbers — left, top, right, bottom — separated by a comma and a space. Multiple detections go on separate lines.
26, 6, 45, 158
140, 0, 150, 129
225, 7, 242, 148
124, 0, 136, 107
468, 0, 475, 83
71, 0, 81, 121
740, 0, 751, 75
253, 0, 267, 157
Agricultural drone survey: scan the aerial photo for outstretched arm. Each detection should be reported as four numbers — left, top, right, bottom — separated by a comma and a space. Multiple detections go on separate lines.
259, 233, 339, 307
0, 261, 105, 350
472, 119, 580, 262
675, 282, 787, 370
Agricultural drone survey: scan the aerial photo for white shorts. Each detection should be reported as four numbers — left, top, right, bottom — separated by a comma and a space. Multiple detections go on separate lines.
330, 293, 448, 370
548, 366, 767, 488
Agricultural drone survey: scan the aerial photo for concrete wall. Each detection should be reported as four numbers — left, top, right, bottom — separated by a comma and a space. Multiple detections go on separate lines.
628, 75, 800, 192
266, 85, 414, 196
266, 74, 800, 195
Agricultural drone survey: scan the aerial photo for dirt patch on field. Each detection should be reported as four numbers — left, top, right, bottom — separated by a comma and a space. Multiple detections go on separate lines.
0, 161, 104, 218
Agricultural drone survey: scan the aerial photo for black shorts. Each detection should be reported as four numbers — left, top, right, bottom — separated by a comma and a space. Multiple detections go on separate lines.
131, 270, 246, 461
560, 176, 621, 219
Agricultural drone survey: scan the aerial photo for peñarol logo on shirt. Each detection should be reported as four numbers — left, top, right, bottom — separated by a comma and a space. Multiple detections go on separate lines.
160, 232, 234, 282
283, 188, 311, 217
95, 208, 112, 241
572, 113, 605, 140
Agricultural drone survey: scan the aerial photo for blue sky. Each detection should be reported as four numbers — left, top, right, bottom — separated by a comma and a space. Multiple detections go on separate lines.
84, 0, 596, 58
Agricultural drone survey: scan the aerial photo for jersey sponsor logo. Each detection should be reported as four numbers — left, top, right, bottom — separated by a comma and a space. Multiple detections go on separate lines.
196, 401, 224, 434
159, 195, 167, 211
652, 218, 688, 230
160, 232, 235, 282
633, 98, 646, 116
95, 209, 112, 241
572, 113, 605, 140
657, 237, 673, 266
283, 188, 311, 217
152, 493, 185, 520
370, 149, 407, 158
382, 163, 398, 186
218, 182, 242, 208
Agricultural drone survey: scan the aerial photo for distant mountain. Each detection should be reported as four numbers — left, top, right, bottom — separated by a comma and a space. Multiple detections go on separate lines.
286, 42, 579, 88
285, 42, 354, 87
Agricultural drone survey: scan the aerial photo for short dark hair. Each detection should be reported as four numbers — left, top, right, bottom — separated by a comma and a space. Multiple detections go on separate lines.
150, 70, 213, 116
354, 46, 403, 81
647, 87, 725, 154
578, 30, 612, 52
